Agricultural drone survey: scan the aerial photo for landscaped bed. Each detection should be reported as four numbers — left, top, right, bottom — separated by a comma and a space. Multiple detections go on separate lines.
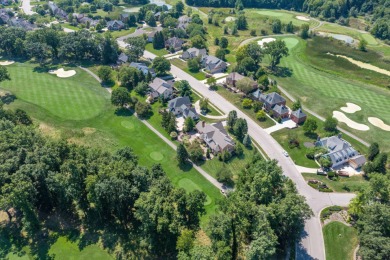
302, 173, 368, 193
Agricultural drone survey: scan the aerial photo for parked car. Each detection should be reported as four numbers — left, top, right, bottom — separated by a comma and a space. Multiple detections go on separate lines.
282, 150, 289, 157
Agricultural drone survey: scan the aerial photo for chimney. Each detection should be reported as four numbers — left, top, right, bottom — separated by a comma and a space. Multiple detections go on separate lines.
202, 121, 205, 127
338, 133, 342, 139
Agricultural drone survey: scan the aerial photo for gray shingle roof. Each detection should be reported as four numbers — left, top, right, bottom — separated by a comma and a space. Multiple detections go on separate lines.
168, 96, 191, 109
272, 104, 289, 115
260, 92, 286, 106
149, 77, 172, 95
196, 121, 234, 153
291, 108, 306, 118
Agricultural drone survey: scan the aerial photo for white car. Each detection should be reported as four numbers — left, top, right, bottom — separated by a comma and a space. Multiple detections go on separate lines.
282, 150, 289, 157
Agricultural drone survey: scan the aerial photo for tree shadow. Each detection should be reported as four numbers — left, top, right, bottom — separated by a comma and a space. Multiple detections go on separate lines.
102, 80, 115, 88
304, 132, 319, 140
0, 224, 29, 259
0, 93, 17, 104
178, 161, 193, 172
271, 66, 293, 77
115, 107, 134, 117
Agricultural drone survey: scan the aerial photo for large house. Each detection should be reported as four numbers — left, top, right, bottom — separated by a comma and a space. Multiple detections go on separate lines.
177, 15, 191, 30
8, 18, 36, 30
315, 135, 366, 169
48, 1, 67, 20
148, 77, 173, 100
181, 48, 207, 60
196, 121, 235, 154
117, 53, 129, 64
272, 104, 289, 119
165, 37, 184, 52
290, 108, 307, 124
130, 62, 156, 77
168, 96, 199, 120
225, 72, 258, 89
259, 92, 286, 111
107, 20, 124, 31
201, 55, 227, 74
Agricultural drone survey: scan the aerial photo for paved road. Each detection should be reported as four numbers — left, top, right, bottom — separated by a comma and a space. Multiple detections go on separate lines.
144, 50, 355, 260
21, 0, 35, 15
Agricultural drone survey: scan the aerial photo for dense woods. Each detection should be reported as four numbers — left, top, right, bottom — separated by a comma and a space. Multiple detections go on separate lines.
185, 0, 390, 40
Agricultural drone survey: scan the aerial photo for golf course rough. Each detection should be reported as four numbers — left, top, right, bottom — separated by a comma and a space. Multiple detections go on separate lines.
179, 178, 212, 205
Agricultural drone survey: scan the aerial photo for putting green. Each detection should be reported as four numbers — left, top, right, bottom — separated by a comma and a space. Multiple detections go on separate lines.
178, 178, 212, 206
0, 63, 107, 120
283, 38, 299, 49
121, 120, 135, 129
257, 10, 283, 17
150, 151, 164, 161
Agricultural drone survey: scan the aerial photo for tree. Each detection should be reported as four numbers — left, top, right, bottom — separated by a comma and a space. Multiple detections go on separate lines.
200, 98, 209, 113
256, 110, 267, 121
152, 57, 171, 75
177, 143, 189, 165
319, 156, 332, 168
175, 1, 185, 15
238, 57, 257, 74
184, 117, 195, 132
237, 78, 256, 94
250, 29, 256, 36
206, 77, 217, 89
303, 118, 318, 133
324, 116, 338, 132
292, 99, 302, 111
153, 31, 165, 49
215, 48, 226, 61
177, 229, 195, 253
102, 33, 119, 64
126, 36, 146, 62
0, 66, 11, 83
187, 141, 204, 162
272, 19, 282, 33
264, 40, 289, 70
233, 118, 248, 141
177, 80, 192, 97
219, 37, 228, 48
135, 101, 152, 118
300, 24, 310, 39
216, 165, 233, 184
367, 142, 380, 161
187, 57, 200, 72
235, 144, 244, 157
118, 66, 140, 90
191, 35, 206, 49
285, 21, 294, 33
358, 39, 367, 51
236, 15, 247, 30
231, 24, 238, 35
111, 87, 131, 107
227, 110, 238, 131
145, 11, 157, 27
134, 82, 149, 96
242, 98, 253, 109
97, 66, 112, 83
243, 134, 251, 147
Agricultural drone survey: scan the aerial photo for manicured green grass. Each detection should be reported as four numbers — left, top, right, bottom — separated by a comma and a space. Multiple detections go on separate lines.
170, 58, 206, 80
2, 63, 222, 224
145, 43, 169, 57
302, 173, 369, 193
323, 222, 358, 260
253, 9, 319, 27
178, 178, 212, 205
0, 63, 106, 121
271, 36, 390, 151
109, 27, 136, 38
62, 23, 80, 31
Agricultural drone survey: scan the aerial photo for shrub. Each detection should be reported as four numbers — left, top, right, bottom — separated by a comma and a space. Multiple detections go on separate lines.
256, 110, 267, 121
170, 131, 178, 140
242, 98, 252, 109
327, 171, 337, 180
321, 206, 342, 221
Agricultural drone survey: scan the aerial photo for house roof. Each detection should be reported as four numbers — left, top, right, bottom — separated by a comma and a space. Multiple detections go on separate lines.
165, 37, 184, 48
260, 92, 286, 106
107, 20, 124, 27
118, 53, 128, 63
202, 55, 226, 70
168, 96, 191, 109
149, 77, 172, 95
316, 135, 361, 166
196, 121, 234, 152
182, 107, 198, 119
272, 104, 289, 115
349, 154, 366, 166
291, 108, 306, 118
121, 13, 130, 18
129, 62, 155, 75
251, 89, 262, 99
226, 72, 245, 82
184, 48, 207, 58
8, 18, 36, 30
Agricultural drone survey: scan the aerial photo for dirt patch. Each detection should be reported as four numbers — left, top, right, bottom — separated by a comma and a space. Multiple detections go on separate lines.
0, 60, 15, 66
368, 117, 390, 131
332, 111, 369, 131
39, 123, 61, 139
49, 68, 76, 78
340, 103, 361, 114
195, 230, 212, 246
82, 127, 96, 135
225, 16, 236, 22
296, 15, 310, 21
257, 38, 276, 47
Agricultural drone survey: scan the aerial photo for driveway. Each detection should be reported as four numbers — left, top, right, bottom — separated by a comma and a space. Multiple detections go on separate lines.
143, 50, 355, 260
264, 118, 297, 134
21, 0, 35, 15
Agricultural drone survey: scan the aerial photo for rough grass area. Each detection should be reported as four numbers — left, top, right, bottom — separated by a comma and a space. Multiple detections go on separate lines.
145, 43, 169, 57
254, 9, 319, 27
0, 62, 106, 121
170, 58, 206, 80
272, 36, 390, 151
302, 173, 369, 193
323, 222, 358, 260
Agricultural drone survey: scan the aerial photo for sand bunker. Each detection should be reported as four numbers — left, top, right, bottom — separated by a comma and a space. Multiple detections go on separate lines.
49, 68, 76, 78
258, 38, 276, 47
333, 111, 369, 131
296, 15, 310, 21
328, 53, 390, 76
340, 103, 361, 114
368, 117, 390, 131
0, 61, 15, 66
225, 16, 236, 22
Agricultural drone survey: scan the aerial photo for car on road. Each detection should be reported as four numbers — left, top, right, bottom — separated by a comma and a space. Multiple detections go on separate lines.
282, 150, 289, 157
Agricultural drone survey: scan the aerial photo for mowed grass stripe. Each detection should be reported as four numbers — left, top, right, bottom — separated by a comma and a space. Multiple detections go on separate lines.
0, 63, 106, 120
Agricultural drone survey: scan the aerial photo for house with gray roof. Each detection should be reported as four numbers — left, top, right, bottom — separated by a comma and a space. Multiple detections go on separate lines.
201, 55, 227, 74
8, 18, 36, 30
48, 1, 67, 20
315, 134, 365, 169
130, 62, 156, 77
290, 108, 307, 124
177, 15, 191, 30
181, 48, 207, 60
259, 92, 286, 111
107, 20, 124, 31
148, 77, 173, 100
165, 37, 184, 52
251, 89, 262, 100
196, 121, 235, 154
117, 53, 129, 64
168, 96, 198, 120
0, 9, 10, 24
272, 104, 289, 119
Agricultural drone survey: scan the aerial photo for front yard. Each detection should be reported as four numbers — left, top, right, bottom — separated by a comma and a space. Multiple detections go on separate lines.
145, 43, 169, 57
302, 173, 369, 193
170, 58, 207, 80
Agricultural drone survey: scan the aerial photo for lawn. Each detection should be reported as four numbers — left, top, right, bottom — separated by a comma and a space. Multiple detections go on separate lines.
302, 173, 369, 193
252, 9, 319, 27
1, 62, 222, 224
170, 58, 206, 80
145, 43, 169, 57
0, 63, 106, 121
270, 36, 390, 151
109, 27, 136, 39
323, 222, 359, 260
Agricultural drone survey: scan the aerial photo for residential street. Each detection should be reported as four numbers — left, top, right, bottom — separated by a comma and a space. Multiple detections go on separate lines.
21, 0, 35, 15
143, 50, 356, 260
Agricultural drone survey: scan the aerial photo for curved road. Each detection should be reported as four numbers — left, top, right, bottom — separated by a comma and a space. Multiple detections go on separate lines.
143, 50, 355, 260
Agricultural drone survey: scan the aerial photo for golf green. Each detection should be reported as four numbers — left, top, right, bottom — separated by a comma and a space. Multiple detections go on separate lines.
179, 178, 212, 206
121, 120, 135, 129
150, 151, 164, 161
283, 38, 299, 49
0, 63, 106, 120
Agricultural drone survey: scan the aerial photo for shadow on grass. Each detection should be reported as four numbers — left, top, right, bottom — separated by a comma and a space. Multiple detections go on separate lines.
271, 66, 293, 77
0, 93, 17, 104
304, 132, 319, 140
115, 107, 134, 117
0, 224, 29, 259
178, 161, 194, 172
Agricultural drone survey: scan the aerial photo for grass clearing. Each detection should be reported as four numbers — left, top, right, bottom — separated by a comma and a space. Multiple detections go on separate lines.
323, 221, 358, 260
145, 43, 169, 57
302, 173, 369, 193
170, 58, 206, 80
254, 9, 319, 27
